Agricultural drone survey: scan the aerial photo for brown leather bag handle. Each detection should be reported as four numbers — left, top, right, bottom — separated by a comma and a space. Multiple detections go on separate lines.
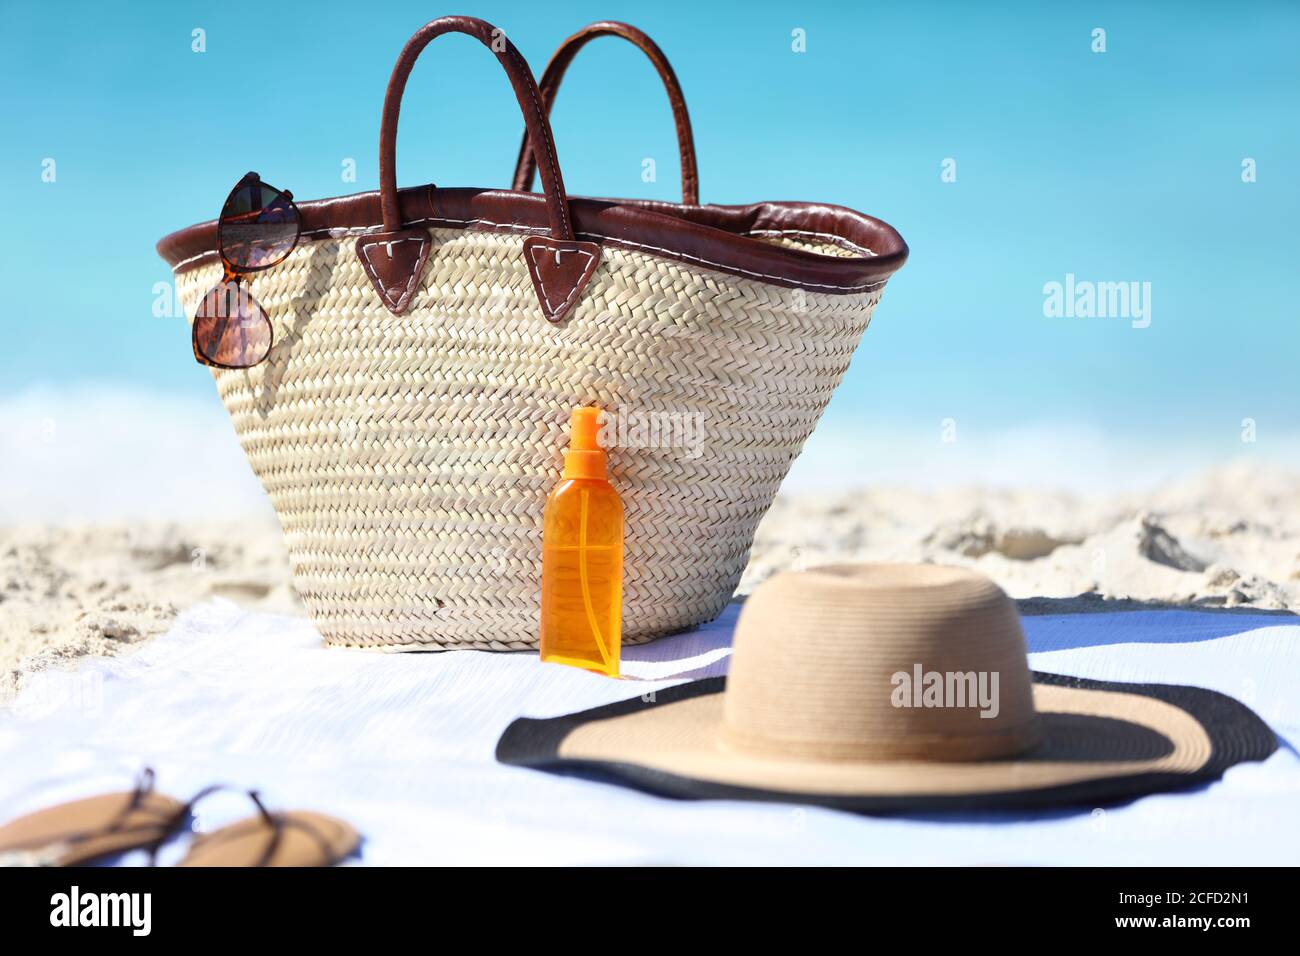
359, 15, 601, 322
511, 21, 699, 205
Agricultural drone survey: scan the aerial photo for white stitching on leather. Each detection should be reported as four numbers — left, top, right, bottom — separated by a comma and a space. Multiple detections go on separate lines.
358, 234, 428, 310
507, 43, 572, 239
170, 217, 458, 271
525, 241, 595, 316
175, 216, 886, 292
170, 248, 217, 270
579, 233, 885, 292
304, 222, 423, 240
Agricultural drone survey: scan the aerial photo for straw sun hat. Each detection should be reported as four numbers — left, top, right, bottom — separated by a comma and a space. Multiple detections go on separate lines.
497, 564, 1276, 811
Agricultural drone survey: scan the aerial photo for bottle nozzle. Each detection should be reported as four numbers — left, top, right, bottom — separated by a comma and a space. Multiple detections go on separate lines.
570, 407, 602, 451
562, 407, 608, 480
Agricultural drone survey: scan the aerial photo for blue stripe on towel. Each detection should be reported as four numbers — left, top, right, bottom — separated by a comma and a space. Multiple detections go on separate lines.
1022, 609, 1297, 652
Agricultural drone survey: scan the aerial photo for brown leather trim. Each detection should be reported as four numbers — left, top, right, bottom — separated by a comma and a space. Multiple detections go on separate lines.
522, 236, 603, 322
364, 16, 603, 318
378, 17, 578, 243
355, 228, 433, 315
157, 185, 908, 293
513, 21, 699, 205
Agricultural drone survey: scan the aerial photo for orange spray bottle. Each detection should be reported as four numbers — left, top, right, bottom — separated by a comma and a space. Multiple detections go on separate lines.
540, 407, 624, 677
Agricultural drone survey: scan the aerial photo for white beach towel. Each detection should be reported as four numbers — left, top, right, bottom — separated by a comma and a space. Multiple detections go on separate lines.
1, 602, 1297, 865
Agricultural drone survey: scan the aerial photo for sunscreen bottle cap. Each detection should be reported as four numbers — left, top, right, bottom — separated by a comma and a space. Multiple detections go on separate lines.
562, 407, 608, 480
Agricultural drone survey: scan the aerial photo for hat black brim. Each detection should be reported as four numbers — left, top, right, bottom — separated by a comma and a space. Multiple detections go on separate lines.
495, 672, 1278, 814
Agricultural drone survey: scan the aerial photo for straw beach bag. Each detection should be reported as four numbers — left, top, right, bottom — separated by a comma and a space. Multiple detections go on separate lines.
157, 16, 908, 651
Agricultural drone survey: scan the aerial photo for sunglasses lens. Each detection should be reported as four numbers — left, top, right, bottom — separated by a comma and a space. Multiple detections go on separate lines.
219, 180, 299, 270
193, 283, 272, 368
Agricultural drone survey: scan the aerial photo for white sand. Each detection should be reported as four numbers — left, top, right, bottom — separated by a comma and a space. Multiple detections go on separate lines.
3, 460, 1297, 702
0, 520, 300, 701
747, 459, 1300, 612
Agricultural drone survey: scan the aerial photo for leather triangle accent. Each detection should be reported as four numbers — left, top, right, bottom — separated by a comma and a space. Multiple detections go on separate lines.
521, 236, 601, 323
355, 228, 432, 315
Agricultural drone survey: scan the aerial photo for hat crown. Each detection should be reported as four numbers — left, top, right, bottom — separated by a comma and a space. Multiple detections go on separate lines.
721, 564, 1041, 761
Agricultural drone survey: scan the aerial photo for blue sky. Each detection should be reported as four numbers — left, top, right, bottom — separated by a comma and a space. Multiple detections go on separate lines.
2, 0, 1298, 494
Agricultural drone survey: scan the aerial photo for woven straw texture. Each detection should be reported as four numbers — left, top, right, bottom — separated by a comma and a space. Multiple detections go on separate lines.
176, 224, 887, 650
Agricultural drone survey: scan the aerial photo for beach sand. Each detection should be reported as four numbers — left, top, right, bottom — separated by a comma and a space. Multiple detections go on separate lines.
3, 460, 1297, 702
0, 521, 301, 702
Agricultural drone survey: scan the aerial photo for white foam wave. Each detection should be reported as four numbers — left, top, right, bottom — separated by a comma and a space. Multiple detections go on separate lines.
2, 384, 1294, 521
0, 383, 271, 523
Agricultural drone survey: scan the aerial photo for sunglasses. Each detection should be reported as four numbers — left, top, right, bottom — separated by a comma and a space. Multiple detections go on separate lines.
191, 172, 301, 369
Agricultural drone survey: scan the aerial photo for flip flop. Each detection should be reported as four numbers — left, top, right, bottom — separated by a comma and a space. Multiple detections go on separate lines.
171, 788, 359, 867
0, 769, 184, 866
